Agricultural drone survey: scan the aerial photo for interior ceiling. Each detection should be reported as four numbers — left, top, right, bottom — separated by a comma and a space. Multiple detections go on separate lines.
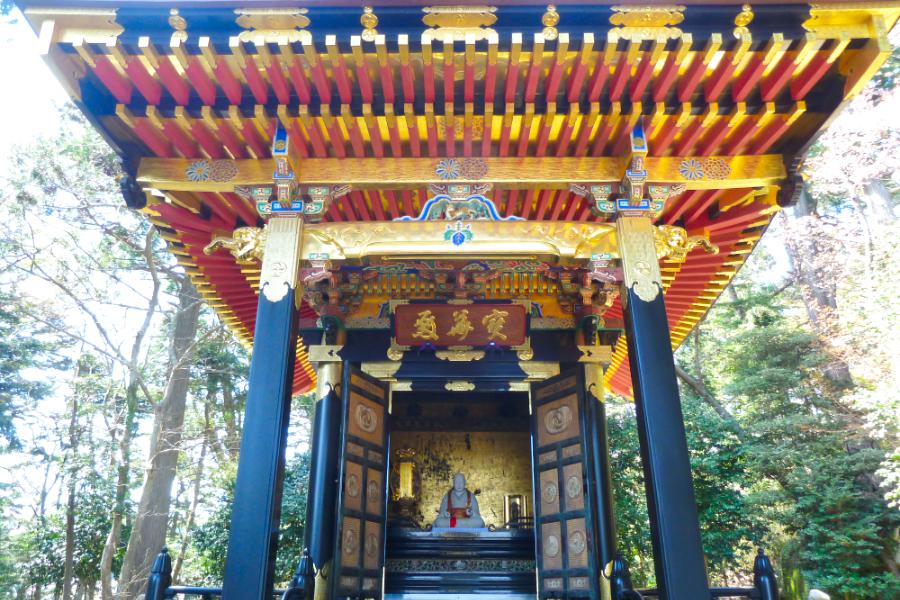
23, 2, 899, 395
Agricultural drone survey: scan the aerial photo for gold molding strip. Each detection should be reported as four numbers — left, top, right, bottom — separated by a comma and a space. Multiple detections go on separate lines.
300, 221, 616, 264
137, 154, 786, 193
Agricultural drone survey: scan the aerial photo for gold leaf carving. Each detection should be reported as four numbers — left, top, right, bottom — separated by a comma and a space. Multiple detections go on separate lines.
654, 225, 719, 263
542, 5, 560, 41
733, 3, 754, 37
235, 8, 311, 43
361, 7, 379, 42
260, 217, 303, 304
445, 380, 476, 391
609, 4, 686, 41
168, 8, 188, 43
204, 227, 267, 264
422, 5, 498, 43
435, 349, 486, 362
616, 216, 661, 303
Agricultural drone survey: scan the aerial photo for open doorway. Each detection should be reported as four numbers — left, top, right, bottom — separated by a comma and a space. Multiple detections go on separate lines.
384, 390, 537, 598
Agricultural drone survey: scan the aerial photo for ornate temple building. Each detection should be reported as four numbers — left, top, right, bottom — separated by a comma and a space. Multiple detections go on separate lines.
18, 1, 899, 599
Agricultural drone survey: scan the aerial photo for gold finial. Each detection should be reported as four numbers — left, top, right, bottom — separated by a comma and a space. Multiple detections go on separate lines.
168, 8, 188, 43
542, 5, 560, 41
733, 4, 754, 38
361, 6, 379, 42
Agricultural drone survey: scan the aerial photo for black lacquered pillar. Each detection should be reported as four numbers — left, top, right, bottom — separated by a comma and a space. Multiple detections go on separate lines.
584, 361, 617, 600
303, 345, 344, 599
223, 216, 304, 600
617, 215, 710, 600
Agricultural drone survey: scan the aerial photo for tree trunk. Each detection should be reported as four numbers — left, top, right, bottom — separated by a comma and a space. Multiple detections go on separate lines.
63, 385, 81, 600
116, 278, 201, 600
98, 381, 138, 600
172, 438, 207, 583
786, 187, 854, 387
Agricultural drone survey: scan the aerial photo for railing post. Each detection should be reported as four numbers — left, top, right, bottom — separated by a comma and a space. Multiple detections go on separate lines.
144, 548, 172, 600
281, 548, 313, 600
754, 549, 779, 600
609, 553, 643, 600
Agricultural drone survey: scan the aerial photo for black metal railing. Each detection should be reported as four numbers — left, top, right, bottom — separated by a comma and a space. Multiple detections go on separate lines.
147, 546, 779, 600
146, 548, 311, 600
612, 549, 779, 600
638, 587, 759, 598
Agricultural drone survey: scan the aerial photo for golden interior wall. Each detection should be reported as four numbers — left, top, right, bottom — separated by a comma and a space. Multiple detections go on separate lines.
390, 430, 533, 527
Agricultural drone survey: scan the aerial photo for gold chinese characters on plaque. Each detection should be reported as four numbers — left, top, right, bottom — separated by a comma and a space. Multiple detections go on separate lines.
393, 303, 527, 348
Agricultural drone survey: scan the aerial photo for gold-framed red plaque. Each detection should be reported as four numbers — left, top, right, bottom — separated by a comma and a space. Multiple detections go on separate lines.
393, 302, 528, 348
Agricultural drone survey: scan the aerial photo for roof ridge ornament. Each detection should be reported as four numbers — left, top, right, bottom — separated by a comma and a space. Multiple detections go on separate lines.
421, 5, 498, 43
733, 4, 754, 38
361, 7, 379, 43
235, 7, 311, 44
168, 9, 188, 44
542, 5, 560, 41
609, 4, 686, 42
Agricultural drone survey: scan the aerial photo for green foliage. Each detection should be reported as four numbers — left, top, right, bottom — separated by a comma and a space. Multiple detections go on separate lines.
0, 291, 65, 449
608, 392, 761, 586
694, 266, 900, 598
192, 453, 311, 585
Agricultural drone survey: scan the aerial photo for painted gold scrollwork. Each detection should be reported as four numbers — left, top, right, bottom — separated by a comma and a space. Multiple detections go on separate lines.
422, 5, 498, 43
435, 349, 486, 362
609, 4, 686, 41
235, 7, 311, 43
445, 380, 476, 391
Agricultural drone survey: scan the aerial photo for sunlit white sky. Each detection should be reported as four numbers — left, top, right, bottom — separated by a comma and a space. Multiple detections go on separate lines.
0, 10, 69, 161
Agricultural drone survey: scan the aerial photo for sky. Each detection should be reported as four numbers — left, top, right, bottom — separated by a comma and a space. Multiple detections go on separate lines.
0, 10, 70, 162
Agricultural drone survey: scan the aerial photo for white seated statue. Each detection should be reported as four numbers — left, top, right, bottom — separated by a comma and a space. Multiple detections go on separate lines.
433, 473, 485, 529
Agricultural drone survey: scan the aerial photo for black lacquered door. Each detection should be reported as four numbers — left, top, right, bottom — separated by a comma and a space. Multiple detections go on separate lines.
531, 367, 600, 598
332, 366, 390, 598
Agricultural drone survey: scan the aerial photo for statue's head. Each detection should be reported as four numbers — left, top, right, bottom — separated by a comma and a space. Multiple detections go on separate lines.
452, 472, 466, 492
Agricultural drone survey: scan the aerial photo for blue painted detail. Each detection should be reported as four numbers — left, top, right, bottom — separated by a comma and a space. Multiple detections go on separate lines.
258, 201, 305, 215
615, 198, 651, 211
271, 201, 305, 213
631, 121, 647, 151
435, 158, 460, 180
443, 222, 473, 246
272, 121, 290, 156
